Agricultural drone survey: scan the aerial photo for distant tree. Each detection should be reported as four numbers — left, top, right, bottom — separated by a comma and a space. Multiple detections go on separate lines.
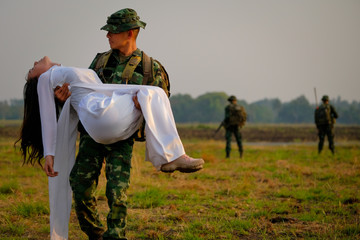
170, 92, 228, 123
2, 94, 360, 124
170, 94, 195, 122
247, 98, 281, 123
277, 95, 313, 123
330, 97, 360, 124
0, 99, 23, 120
8, 99, 24, 119
193, 92, 228, 123
336, 102, 360, 124
0, 101, 10, 119
247, 104, 272, 123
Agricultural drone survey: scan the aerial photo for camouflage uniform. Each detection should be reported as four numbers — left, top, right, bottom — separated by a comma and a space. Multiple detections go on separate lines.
314, 95, 338, 154
69, 9, 168, 240
224, 96, 243, 158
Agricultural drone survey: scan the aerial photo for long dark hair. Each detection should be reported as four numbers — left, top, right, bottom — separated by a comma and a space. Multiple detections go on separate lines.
15, 77, 44, 166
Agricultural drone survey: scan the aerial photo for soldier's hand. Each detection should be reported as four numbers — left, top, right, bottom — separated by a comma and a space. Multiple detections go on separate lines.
54, 83, 71, 103
133, 95, 141, 110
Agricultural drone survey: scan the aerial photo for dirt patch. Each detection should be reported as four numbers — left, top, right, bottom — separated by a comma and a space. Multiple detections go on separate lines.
2, 124, 360, 142
177, 125, 360, 142
0, 126, 20, 138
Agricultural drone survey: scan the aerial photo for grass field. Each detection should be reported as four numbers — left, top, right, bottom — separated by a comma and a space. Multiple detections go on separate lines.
0, 123, 359, 239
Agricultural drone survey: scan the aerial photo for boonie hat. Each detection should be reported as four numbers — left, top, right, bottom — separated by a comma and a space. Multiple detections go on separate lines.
101, 8, 146, 33
321, 95, 329, 101
228, 95, 237, 102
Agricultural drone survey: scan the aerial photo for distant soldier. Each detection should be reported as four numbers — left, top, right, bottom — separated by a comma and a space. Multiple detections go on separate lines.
224, 95, 246, 158
314, 95, 339, 154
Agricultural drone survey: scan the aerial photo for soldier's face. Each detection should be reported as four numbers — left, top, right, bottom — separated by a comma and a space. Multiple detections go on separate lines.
106, 31, 128, 50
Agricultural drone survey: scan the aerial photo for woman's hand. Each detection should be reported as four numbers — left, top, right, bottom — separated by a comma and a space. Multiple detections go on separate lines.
54, 83, 71, 103
133, 95, 141, 110
44, 155, 58, 177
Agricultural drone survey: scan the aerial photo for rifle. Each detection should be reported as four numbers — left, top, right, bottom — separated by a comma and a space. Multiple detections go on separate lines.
314, 87, 318, 108
213, 121, 225, 137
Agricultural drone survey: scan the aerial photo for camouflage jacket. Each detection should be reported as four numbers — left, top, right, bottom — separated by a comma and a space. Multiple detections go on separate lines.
80, 48, 169, 140
314, 103, 339, 127
224, 103, 246, 128
89, 48, 169, 95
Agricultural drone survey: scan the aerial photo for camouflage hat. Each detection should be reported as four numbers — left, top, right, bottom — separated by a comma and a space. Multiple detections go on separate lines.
228, 95, 237, 102
321, 95, 329, 101
101, 8, 146, 33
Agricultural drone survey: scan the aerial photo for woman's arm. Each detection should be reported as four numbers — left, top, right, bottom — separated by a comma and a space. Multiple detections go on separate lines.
44, 155, 58, 177
37, 71, 58, 175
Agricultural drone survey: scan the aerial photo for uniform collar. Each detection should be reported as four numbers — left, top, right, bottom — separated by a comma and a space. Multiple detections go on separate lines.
113, 48, 141, 64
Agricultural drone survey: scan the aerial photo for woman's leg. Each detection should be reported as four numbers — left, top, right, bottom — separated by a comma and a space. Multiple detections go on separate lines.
136, 86, 204, 172
83, 84, 203, 172
136, 87, 185, 167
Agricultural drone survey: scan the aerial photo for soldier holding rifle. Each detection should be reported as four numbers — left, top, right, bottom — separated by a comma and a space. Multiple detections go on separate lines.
314, 95, 339, 154
216, 95, 246, 158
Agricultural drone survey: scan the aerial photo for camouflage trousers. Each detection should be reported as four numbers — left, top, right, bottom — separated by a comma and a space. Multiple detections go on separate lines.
69, 133, 133, 240
225, 125, 243, 158
317, 125, 335, 154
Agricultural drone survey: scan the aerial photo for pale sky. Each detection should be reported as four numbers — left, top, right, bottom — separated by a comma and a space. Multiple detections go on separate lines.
1, 0, 359, 103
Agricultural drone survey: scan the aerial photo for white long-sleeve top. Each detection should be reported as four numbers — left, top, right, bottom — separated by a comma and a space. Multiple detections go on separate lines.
36, 66, 185, 240
38, 66, 144, 157
38, 66, 96, 156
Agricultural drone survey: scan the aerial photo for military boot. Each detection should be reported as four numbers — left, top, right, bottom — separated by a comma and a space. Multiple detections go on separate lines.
89, 235, 103, 240
318, 145, 322, 154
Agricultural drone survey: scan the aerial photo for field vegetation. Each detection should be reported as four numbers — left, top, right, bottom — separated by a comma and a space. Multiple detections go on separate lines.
0, 121, 359, 239
177, 123, 360, 143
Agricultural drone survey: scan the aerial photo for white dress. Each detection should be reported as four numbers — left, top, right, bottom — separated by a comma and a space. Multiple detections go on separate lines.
37, 65, 185, 240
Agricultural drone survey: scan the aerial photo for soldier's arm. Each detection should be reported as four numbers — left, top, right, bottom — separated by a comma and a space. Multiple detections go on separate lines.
224, 106, 230, 124
314, 109, 319, 129
53, 84, 71, 119
89, 53, 102, 71
147, 61, 170, 97
88, 52, 115, 84
331, 105, 339, 119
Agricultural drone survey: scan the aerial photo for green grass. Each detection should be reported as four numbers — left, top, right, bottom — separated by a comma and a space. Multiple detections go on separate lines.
130, 187, 168, 208
0, 216, 25, 236
1, 125, 360, 239
15, 201, 49, 217
0, 181, 19, 195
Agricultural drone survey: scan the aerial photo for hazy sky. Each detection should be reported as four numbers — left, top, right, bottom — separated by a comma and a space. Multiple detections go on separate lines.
1, 0, 359, 103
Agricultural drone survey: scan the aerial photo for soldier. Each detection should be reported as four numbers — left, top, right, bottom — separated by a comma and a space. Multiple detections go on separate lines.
224, 95, 246, 158
314, 95, 339, 154
53, 8, 203, 240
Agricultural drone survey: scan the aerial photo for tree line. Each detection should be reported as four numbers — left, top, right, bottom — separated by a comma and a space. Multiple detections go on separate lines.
169, 92, 360, 124
1, 93, 359, 124
0, 99, 23, 120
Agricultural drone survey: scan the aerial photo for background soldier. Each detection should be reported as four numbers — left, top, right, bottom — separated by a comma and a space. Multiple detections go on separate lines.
314, 95, 339, 154
224, 95, 246, 158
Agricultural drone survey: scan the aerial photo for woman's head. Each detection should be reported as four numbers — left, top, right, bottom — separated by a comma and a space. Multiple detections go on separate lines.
17, 56, 59, 165
16, 65, 45, 165
26, 56, 54, 80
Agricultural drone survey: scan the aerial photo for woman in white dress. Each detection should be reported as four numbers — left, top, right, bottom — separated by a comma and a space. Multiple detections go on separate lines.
18, 56, 204, 173
17, 56, 204, 239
